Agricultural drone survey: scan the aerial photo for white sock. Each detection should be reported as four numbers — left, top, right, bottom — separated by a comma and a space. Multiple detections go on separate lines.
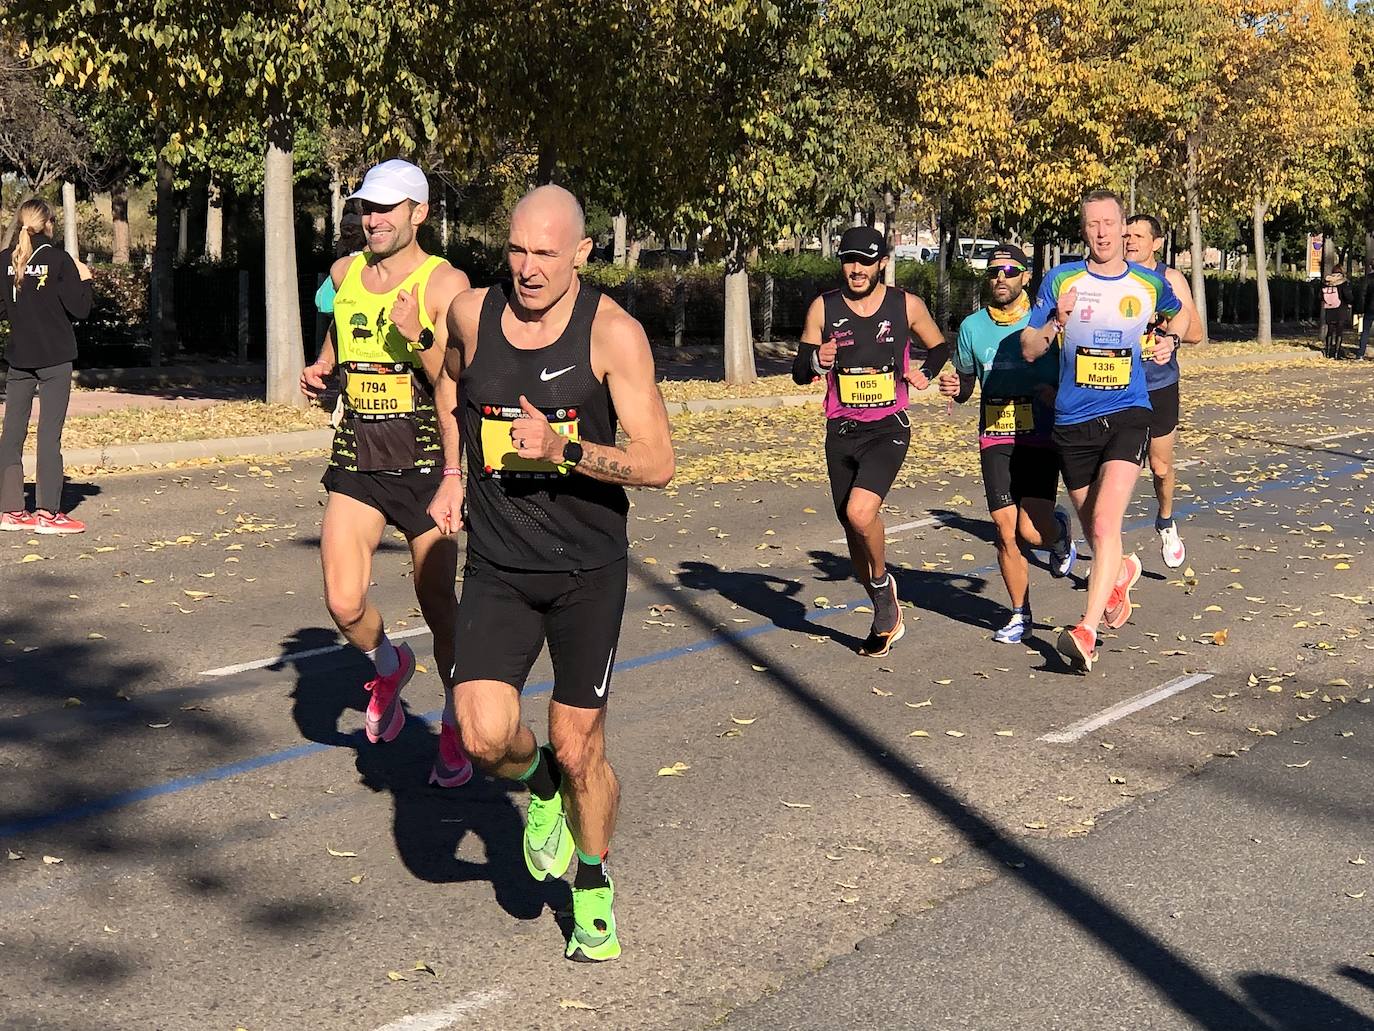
366, 638, 399, 677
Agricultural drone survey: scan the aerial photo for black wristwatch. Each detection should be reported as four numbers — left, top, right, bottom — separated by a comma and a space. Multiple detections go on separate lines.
416, 327, 435, 351
562, 440, 584, 467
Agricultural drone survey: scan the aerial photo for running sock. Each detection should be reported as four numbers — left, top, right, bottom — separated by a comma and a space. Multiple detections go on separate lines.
869, 573, 892, 592
1155, 515, 1175, 532
519, 743, 562, 801
366, 638, 399, 677
574, 849, 609, 890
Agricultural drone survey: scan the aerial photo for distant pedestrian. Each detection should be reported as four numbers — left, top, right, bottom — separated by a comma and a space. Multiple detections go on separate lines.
1356, 263, 1373, 360
0, 198, 93, 534
1321, 269, 1353, 359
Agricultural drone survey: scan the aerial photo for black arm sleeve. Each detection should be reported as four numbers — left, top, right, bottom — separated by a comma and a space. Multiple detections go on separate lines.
57, 253, 93, 321
917, 339, 951, 380
793, 342, 820, 385
953, 371, 976, 404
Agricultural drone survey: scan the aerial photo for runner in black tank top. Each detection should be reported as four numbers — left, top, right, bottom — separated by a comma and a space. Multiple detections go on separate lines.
436, 185, 675, 964
793, 226, 949, 657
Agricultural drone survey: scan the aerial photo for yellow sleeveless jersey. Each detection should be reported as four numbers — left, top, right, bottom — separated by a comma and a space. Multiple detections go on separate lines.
329, 253, 446, 473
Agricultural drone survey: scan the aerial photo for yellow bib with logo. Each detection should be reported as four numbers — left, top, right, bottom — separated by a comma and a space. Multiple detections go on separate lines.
343, 366, 415, 415
478, 404, 581, 478
836, 366, 897, 408
1074, 347, 1132, 390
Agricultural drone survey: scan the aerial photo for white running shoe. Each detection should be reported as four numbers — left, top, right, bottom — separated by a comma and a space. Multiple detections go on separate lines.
1159, 522, 1186, 569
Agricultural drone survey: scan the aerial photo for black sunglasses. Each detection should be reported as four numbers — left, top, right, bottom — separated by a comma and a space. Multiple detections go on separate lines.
985, 264, 1026, 280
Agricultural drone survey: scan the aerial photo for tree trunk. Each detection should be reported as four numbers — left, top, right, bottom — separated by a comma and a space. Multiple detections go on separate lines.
1274, 235, 1283, 278
627, 238, 642, 269
111, 175, 130, 264
264, 112, 305, 406
205, 179, 224, 262
883, 186, 897, 287
329, 167, 344, 244
935, 199, 953, 329
723, 240, 757, 385
1185, 136, 1209, 345
152, 151, 178, 364
536, 144, 557, 184
1253, 197, 1271, 347
440, 186, 449, 250
61, 180, 78, 259
613, 212, 627, 265
820, 221, 832, 258
177, 203, 189, 260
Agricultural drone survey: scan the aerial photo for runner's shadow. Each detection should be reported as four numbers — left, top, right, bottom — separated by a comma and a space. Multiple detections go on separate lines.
16, 478, 101, 514
675, 560, 863, 650
1239, 972, 1374, 1030
279, 628, 556, 922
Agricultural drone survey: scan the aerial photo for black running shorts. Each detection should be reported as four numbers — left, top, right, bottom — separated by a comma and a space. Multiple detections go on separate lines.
1053, 406, 1152, 492
321, 466, 439, 539
451, 552, 628, 710
825, 412, 911, 517
1147, 381, 1180, 438
979, 444, 1060, 513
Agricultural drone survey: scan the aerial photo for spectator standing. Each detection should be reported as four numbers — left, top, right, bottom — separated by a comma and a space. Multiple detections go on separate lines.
1321, 269, 1353, 359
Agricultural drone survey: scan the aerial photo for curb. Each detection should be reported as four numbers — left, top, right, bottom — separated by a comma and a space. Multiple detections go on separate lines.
25, 428, 334, 475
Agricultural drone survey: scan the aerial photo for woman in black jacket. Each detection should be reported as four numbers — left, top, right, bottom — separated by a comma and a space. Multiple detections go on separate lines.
0, 198, 93, 534
1322, 269, 1354, 359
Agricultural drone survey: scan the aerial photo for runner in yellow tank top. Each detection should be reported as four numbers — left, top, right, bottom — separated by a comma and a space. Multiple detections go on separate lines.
299, 160, 475, 789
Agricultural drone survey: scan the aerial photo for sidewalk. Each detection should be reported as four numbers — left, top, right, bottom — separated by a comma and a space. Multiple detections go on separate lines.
11, 345, 1331, 475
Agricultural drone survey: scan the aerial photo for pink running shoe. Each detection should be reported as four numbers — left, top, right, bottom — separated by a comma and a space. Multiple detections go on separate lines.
364, 642, 414, 743
429, 715, 474, 787
34, 511, 85, 535
0, 511, 39, 531
1103, 553, 1143, 630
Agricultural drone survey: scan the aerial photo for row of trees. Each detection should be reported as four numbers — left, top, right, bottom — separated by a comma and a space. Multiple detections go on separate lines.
2, 0, 1371, 397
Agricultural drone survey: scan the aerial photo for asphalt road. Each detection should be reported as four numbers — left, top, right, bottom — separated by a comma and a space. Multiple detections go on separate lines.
1, 358, 1371, 1031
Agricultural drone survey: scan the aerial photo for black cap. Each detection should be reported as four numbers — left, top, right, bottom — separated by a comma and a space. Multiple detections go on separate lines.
988, 242, 1028, 266
837, 226, 886, 263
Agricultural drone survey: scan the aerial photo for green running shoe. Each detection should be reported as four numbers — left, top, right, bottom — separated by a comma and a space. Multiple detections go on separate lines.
523, 790, 574, 881
565, 876, 620, 962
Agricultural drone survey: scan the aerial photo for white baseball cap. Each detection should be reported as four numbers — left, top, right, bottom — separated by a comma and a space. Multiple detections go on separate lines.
347, 159, 429, 206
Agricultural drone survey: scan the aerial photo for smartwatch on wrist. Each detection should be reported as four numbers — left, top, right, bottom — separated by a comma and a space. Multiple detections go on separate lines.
561, 440, 584, 467
416, 327, 435, 351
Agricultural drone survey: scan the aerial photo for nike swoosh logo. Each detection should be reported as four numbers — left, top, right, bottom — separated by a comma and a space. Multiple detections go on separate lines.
540, 365, 576, 381
593, 648, 615, 698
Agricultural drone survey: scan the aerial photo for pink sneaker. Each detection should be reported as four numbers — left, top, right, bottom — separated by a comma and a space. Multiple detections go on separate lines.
429, 715, 474, 787
34, 511, 85, 535
364, 642, 414, 743
1103, 553, 1143, 630
0, 511, 39, 531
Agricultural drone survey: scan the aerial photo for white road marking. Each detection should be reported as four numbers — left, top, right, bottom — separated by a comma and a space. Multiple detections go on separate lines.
1039, 672, 1214, 744
199, 625, 432, 677
831, 516, 939, 544
1307, 428, 1372, 444
369, 989, 509, 1031
1141, 458, 1198, 476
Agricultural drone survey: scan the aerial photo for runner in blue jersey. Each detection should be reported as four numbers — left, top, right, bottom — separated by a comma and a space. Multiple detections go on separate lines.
1124, 214, 1204, 571
1021, 190, 1192, 672
937, 243, 1076, 645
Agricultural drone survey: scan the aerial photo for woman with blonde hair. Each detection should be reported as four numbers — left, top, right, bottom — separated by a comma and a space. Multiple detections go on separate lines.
0, 198, 93, 533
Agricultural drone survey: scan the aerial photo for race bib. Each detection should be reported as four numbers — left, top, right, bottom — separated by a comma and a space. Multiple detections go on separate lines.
1140, 331, 1156, 363
479, 404, 580, 478
983, 397, 1034, 437
836, 366, 897, 408
1074, 347, 1132, 390
344, 368, 415, 416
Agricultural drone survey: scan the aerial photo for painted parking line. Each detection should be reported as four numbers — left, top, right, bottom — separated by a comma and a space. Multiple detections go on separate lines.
1039, 673, 1215, 744
2, 455, 1365, 840
1306, 428, 1373, 444
830, 516, 939, 545
369, 990, 509, 1031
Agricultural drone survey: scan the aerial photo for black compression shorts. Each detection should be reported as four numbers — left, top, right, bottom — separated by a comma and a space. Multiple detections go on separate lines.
979, 444, 1060, 512
1053, 406, 1152, 492
321, 466, 439, 539
451, 552, 628, 710
1147, 381, 1180, 438
825, 412, 911, 517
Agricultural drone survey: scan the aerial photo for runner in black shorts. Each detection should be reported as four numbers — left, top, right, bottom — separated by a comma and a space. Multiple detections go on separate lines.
433, 185, 675, 963
300, 159, 474, 788
794, 226, 948, 657
939, 244, 1076, 645
1022, 190, 1191, 672
1124, 214, 1203, 571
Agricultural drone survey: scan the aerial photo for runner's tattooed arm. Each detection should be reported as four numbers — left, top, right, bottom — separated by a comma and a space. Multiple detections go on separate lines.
906, 293, 950, 383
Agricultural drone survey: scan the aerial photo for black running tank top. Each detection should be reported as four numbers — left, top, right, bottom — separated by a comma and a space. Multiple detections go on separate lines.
462, 283, 629, 571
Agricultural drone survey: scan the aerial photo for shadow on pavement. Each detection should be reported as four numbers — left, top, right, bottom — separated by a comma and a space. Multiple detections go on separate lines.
634, 559, 1368, 1030
676, 560, 863, 651
280, 627, 560, 924
1239, 972, 1374, 1030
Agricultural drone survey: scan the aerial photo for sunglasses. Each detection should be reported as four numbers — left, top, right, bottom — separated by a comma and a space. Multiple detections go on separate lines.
985, 264, 1026, 280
